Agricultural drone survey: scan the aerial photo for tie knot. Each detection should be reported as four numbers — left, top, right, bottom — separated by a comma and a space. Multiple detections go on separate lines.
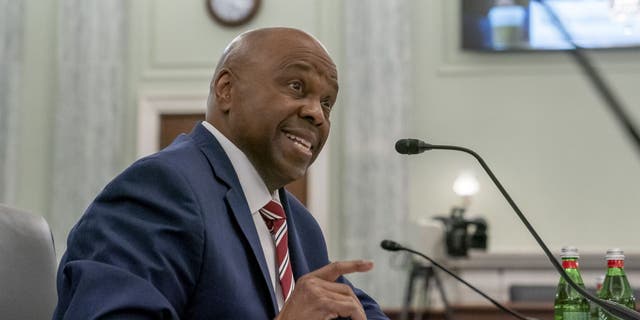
259, 200, 285, 221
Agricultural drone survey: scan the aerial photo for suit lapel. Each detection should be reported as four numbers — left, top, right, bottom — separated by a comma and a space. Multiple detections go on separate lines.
189, 124, 278, 314
278, 189, 310, 279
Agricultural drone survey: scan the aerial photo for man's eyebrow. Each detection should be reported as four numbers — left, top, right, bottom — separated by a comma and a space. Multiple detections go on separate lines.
279, 61, 339, 91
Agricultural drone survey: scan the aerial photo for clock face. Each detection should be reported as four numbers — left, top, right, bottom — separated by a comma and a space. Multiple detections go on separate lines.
207, 0, 260, 27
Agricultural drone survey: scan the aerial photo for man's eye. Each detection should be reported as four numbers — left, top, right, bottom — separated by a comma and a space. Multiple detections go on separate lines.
289, 81, 303, 92
321, 100, 332, 109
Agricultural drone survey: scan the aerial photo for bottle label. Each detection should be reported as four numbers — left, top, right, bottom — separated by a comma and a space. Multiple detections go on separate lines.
607, 260, 624, 268
563, 311, 589, 320
563, 260, 578, 269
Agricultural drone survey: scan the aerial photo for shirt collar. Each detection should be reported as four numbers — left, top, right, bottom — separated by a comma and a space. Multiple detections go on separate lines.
201, 121, 278, 213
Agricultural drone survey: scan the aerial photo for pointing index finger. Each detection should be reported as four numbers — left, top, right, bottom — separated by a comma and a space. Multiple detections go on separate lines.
311, 260, 374, 282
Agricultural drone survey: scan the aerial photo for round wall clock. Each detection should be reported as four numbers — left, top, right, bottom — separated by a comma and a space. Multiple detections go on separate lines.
206, 0, 261, 27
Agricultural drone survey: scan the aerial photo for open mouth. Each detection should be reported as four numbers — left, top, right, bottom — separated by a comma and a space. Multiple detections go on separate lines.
284, 132, 312, 154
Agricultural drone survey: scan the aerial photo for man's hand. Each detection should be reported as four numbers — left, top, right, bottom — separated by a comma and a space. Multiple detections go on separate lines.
275, 260, 374, 320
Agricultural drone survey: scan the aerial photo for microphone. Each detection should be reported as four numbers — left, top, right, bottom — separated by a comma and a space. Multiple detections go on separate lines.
381, 240, 536, 320
395, 138, 640, 320
395, 139, 431, 154
380, 240, 403, 251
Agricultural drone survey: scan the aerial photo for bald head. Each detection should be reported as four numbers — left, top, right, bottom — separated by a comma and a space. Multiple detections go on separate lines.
207, 28, 337, 119
213, 28, 331, 81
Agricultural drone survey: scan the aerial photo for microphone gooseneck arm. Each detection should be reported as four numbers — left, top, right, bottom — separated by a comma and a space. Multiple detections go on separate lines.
380, 240, 536, 320
399, 139, 640, 320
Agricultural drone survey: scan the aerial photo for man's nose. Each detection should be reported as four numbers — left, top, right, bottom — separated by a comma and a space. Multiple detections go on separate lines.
299, 98, 326, 126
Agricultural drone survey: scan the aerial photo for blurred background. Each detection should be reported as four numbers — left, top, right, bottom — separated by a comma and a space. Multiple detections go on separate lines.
2, 0, 640, 315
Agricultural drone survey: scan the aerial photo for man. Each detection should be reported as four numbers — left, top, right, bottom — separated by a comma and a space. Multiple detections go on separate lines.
53, 27, 389, 319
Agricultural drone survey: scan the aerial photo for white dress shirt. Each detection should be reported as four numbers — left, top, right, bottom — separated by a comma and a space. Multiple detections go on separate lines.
201, 121, 287, 310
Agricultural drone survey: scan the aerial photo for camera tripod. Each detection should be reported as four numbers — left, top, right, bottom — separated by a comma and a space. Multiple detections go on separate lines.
401, 260, 452, 320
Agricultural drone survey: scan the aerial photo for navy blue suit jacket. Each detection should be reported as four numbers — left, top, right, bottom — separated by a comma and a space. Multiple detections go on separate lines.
53, 124, 388, 319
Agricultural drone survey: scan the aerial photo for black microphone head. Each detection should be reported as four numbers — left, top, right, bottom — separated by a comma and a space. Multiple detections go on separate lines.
380, 240, 404, 251
395, 139, 429, 154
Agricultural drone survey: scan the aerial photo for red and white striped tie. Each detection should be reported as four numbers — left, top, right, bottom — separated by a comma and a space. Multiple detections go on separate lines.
259, 200, 295, 302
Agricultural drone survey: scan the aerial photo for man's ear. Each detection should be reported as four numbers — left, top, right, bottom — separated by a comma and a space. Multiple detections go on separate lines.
212, 68, 233, 113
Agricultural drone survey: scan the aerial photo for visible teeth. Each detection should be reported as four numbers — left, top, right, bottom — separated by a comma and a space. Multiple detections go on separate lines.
285, 133, 311, 150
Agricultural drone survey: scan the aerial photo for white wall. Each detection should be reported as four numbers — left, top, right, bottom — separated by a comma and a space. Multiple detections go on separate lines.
128, 0, 342, 99
407, 0, 640, 255
11, 0, 57, 221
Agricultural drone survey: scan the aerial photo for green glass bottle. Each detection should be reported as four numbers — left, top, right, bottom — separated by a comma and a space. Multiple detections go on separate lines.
598, 248, 636, 320
555, 246, 590, 320
590, 275, 605, 320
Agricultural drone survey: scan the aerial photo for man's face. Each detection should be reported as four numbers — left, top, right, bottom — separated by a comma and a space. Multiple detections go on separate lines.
225, 33, 338, 191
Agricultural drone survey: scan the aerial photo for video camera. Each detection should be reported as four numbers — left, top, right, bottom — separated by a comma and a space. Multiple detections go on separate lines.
433, 206, 488, 257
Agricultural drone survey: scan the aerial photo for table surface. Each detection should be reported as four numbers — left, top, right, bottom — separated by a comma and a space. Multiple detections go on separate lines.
383, 303, 555, 320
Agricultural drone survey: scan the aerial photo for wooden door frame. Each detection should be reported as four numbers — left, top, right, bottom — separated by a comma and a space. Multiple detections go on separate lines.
136, 93, 330, 234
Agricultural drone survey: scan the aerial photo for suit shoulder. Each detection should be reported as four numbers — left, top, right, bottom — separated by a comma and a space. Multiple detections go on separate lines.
283, 191, 323, 234
126, 135, 208, 176
283, 191, 312, 218
145, 134, 202, 166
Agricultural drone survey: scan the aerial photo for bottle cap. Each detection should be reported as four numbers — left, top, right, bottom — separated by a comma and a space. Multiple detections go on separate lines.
561, 246, 579, 258
605, 248, 625, 261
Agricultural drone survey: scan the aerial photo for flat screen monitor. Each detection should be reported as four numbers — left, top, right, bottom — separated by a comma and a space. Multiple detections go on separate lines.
462, 0, 640, 51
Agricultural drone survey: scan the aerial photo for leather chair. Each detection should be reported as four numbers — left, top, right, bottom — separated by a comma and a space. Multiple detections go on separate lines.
0, 204, 57, 319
